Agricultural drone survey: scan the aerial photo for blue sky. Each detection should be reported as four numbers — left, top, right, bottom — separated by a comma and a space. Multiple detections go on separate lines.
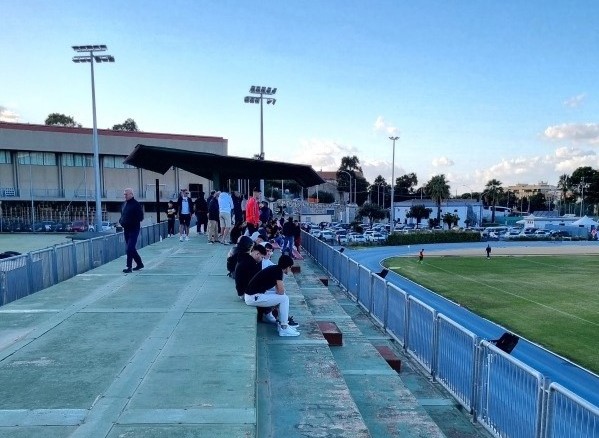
2, 1, 599, 193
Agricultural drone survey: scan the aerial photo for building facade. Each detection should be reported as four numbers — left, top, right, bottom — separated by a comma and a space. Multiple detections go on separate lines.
394, 199, 484, 228
0, 122, 227, 224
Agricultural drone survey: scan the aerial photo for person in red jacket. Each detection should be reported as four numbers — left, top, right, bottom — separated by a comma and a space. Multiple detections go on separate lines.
245, 188, 261, 234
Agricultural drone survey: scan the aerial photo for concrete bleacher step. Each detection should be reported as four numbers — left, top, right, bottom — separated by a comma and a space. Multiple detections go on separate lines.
258, 255, 445, 438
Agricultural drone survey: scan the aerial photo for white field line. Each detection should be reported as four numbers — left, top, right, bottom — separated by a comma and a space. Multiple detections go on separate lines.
421, 261, 599, 327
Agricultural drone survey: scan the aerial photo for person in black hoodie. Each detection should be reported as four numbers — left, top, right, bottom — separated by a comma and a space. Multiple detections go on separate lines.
207, 191, 220, 244
194, 192, 208, 235
120, 188, 144, 273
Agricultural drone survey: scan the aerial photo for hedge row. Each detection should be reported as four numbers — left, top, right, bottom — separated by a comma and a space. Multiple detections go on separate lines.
386, 231, 482, 246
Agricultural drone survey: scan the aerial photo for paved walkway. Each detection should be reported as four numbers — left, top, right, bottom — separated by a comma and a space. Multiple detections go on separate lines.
0, 233, 491, 437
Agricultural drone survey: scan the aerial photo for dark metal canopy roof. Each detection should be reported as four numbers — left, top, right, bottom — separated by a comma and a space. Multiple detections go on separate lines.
124, 144, 325, 187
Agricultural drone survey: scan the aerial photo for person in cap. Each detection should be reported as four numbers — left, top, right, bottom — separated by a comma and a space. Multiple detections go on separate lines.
245, 255, 299, 337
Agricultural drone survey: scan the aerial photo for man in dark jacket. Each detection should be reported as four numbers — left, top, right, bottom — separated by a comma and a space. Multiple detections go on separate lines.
120, 187, 144, 273
207, 191, 220, 244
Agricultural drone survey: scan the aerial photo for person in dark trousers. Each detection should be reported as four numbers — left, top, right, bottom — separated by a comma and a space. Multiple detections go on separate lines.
418, 249, 424, 264
120, 187, 144, 273
281, 216, 295, 256
166, 201, 176, 237
486, 244, 492, 259
194, 192, 208, 235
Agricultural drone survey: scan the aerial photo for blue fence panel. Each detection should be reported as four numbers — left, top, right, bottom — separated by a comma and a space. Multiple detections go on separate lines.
347, 260, 359, 299
386, 284, 408, 345
436, 314, 478, 412
371, 275, 387, 326
545, 382, 599, 438
54, 243, 76, 282
0, 255, 30, 306
407, 296, 436, 373
357, 265, 372, 312
339, 254, 349, 290
477, 341, 543, 438
29, 249, 54, 293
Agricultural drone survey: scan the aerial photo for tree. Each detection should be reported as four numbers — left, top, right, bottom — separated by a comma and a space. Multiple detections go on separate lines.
395, 173, 418, 201
442, 212, 459, 229
483, 179, 503, 223
407, 204, 432, 228
112, 118, 139, 131
356, 203, 387, 225
45, 113, 81, 128
337, 155, 365, 204
570, 167, 599, 215
369, 175, 387, 206
310, 191, 335, 203
425, 174, 450, 222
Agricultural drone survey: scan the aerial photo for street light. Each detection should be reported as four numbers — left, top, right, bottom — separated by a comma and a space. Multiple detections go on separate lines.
389, 136, 399, 225
338, 170, 352, 204
461, 185, 473, 199
244, 85, 277, 197
72, 44, 114, 232
578, 178, 590, 217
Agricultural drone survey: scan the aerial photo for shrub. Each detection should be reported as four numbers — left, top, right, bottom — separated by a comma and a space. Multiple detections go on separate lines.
386, 230, 481, 246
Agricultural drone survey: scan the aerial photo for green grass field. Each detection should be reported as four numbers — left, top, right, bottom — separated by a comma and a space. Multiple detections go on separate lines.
383, 255, 599, 374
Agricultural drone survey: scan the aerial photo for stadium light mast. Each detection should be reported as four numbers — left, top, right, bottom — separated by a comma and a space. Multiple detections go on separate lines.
389, 136, 399, 225
244, 86, 277, 197
72, 44, 115, 232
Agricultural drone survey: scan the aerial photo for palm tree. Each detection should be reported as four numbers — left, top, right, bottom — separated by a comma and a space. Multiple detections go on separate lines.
557, 174, 570, 214
483, 179, 503, 223
425, 174, 450, 222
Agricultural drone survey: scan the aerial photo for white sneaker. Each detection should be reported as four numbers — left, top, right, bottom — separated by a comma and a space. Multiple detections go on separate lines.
263, 312, 277, 324
179, 236, 184, 242
278, 325, 300, 337
185, 236, 189, 241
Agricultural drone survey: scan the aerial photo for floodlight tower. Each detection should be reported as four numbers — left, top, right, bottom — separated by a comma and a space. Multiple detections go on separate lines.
72, 44, 115, 232
389, 136, 399, 225
244, 86, 277, 197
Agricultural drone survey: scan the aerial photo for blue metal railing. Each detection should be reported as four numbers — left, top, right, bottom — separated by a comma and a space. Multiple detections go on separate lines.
302, 231, 598, 438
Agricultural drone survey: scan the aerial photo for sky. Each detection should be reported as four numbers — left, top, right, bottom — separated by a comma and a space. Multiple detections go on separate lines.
2, 1, 599, 194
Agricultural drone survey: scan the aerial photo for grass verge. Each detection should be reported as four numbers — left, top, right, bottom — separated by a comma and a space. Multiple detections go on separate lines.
383, 254, 599, 374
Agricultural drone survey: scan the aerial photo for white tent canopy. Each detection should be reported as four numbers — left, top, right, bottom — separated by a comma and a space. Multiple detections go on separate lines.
570, 215, 599, 227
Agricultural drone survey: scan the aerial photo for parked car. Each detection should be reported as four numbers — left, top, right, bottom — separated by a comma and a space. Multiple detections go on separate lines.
348, 233, 366, 243
70, 220, 92, 232
101, 221, 115, 232
320, 230, 336, 241
369, 232, 387, 242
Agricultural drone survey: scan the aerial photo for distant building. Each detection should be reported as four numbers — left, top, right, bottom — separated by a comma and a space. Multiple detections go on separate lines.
394, 199, 484, 228
507, 181, 558, 200
0, 121, 227, 223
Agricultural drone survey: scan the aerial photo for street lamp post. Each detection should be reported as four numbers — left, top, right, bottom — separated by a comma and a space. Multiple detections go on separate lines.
72, 44, 114, 232
338, 170, 352, 204
244, 86, 277, 198
389, 136, 399, 225
578, 178, 590, 217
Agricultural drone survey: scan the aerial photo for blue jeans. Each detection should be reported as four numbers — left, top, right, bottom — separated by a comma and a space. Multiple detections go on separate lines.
282, 235, 294, 255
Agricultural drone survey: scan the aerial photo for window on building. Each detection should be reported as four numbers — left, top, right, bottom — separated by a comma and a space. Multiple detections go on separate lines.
0, 150, 11, 164
17, 152, 56, 165
61, 153, 91, 167
103, 155, 133, 169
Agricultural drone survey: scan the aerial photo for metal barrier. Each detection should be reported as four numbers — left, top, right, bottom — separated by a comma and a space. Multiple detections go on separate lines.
0, 222, 167, 307
545, 382, 599, 438
301, 231, 599, 438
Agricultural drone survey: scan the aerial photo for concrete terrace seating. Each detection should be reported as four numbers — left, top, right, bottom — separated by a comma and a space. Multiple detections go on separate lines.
0, 232, 490, 437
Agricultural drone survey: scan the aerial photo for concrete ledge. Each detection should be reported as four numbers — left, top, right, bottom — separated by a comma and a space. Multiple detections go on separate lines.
316, 321, 343, 346
375, 345, 402, 372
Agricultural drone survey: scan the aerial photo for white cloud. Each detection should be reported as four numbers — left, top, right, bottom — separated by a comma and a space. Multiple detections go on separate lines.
284, 138, 360, 172
0, 106, 19, 123
543, 123, 599, 144
373, 116, 399, 136
432, 156, 455, 167
563, 93, 586, 108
